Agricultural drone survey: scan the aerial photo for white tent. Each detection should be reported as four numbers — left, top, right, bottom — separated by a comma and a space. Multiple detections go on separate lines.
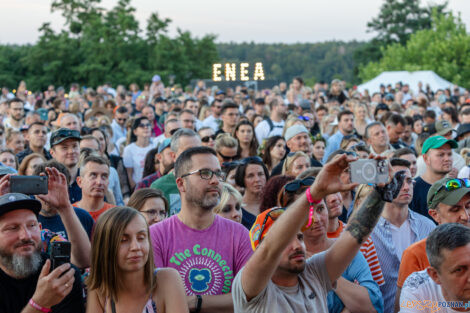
357, 71, 463, 94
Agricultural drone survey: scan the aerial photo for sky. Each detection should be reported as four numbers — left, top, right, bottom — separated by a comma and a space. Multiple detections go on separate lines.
1, 0, 469, 44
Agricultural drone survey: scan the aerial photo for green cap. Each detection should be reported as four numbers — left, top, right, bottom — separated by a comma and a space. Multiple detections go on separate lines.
427, 177, 470, 210
421, 135, 458, 154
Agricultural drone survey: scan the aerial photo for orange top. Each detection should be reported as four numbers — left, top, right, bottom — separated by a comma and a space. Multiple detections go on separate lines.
397, 238, 428, 288
74, 201, 115, 222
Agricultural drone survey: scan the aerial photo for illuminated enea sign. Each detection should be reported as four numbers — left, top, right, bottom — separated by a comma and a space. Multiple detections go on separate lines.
212, 62, 265, 81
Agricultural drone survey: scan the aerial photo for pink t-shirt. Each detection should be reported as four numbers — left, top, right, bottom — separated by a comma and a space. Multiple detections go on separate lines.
150, 215, 253, 296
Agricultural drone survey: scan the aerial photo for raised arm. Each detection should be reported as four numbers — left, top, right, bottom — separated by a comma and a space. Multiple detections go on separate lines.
240, 154, 358, 301
37, 167, 91, 268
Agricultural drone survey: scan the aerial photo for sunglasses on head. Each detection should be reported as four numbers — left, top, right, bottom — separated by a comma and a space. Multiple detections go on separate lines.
298, 116, 311, 121
222, 161, 242, 169
284, 176, 315, 193
428, 178, 470, 206
240, 156, 263, 164
201, 134, 216, 143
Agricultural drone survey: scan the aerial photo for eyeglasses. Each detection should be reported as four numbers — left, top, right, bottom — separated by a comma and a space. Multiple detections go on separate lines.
428, 178, 470, 206
201, 135, 216, 143
138, 123, 151, 128
169, 128, 180, 135
284, 176, 315, 193
217, 151, 239, 162
180, 168, 226, 181
140, 209, 167, 218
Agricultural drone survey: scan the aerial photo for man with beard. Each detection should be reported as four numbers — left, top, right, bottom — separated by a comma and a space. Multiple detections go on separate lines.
17, 122, 52, 164
231, 154, 398, 312
150, 146, 252, 313
410, 136, 457, 220
4, 98, 25, 131
271, 124, 322, 176
136, 138, 174, 189
0, 192, 84, 312
255, 97, 287, 145
322, 110, 355, 163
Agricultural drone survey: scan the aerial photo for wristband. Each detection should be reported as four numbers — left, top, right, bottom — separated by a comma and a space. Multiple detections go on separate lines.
29, 299, 52, 313
302, 188, 321, 231
194, 295, 202, 313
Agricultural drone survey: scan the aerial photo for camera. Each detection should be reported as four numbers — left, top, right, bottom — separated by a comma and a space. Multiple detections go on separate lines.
350, 159, 389, 185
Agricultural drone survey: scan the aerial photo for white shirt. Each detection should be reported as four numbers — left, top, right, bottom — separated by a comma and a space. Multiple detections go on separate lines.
202, 115, 221, 132
255, 119, 285, 145
122, 142, 156, 183
389, 219, 412, 261
400, 270, 463, 312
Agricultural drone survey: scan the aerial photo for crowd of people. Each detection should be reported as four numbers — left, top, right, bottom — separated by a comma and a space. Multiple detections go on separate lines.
1, 75, 470, 313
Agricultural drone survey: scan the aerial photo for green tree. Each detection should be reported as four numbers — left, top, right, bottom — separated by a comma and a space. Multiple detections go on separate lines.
359, 12, 470, 89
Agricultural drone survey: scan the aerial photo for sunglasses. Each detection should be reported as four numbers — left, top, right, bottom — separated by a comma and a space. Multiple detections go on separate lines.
259, 208, 285, 242
298, 116, 311, 121
169, 128, 180, 135
428, 178, 470, 206
284, 176, 315, 193
217, 151, 239, 162
138, 123, 151, 128
201, 134, 216, 143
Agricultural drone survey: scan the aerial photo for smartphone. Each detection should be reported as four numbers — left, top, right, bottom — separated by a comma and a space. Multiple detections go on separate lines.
10, 176, 48, 195
50, 241, 71, 270
350, 159, 389, 185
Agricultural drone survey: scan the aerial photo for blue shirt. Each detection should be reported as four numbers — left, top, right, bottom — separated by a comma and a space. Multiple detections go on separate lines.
327, 252, 383, 313
38, 207, 95, 239
322, 131, 344, 163
370, 209, 436, 313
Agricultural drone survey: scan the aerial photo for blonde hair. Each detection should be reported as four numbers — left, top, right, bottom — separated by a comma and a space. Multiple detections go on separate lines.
282, 151, 309, 176
214, 133, 238, 151
213, 183, 243, 214
461, 148, 470, 165
86, 207, 156, 300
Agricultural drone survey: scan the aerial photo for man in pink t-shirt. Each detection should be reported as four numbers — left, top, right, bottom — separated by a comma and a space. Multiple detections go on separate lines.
150, 146, 252, 312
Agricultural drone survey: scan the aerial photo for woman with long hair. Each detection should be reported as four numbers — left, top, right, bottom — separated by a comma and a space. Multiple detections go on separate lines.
281, 151, 310, 177
234, 120, 258, 158
18, 153, 46, 175
86, 206, 188, 313
122, 117, 156, 190
128, 188, 169, 226
261, 136, 286, 173
213, 182, 243, 224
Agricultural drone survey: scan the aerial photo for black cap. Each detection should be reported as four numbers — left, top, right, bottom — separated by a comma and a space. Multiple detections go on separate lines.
423, 123, 437, 135
155, 96, 167, 103
50, 128, 81, 147
457, 123, 470, 139
255, 98, 265, 105
0, 193, 41, 218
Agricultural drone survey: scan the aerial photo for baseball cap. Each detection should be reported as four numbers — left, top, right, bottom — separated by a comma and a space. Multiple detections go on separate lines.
456, 123, 470, 139
155, 96, 167, 103
250, 208, 285, 250
384, 93, 394, 101
50, 128, 81, 147
152, 75, 161, 82
299, 99, 312, 110
435, 120, 455, 136
423, 123, 437, 135
285, 124, 309, 142
421, 135, 458, 154
427, 178, 470, 210
158, 138, 171, 154
0, 193, 41, 218
216, 90, 226, 96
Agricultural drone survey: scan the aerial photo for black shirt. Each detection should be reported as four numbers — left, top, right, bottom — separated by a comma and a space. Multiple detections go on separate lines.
17, 147, 53, 164
409, 176, 435, 222
0, 253, 85, 313
241, 208, 256, 230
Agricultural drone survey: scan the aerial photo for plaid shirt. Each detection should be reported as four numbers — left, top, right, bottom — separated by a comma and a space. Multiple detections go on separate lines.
136, 171, 162, 190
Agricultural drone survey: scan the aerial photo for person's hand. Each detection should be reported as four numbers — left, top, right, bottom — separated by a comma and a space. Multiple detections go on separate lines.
36, 167, 72, 212
0, 174, 13, 196
310, 154, 359, 199
31, 259, 75, 309
447, 167, 458, 179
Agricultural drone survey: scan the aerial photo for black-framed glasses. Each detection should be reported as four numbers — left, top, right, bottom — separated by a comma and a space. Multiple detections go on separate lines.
180, 168, 226, 181
201, 135, 216, 143
217, 151, 239, 162
138, 123, 151, 128
284, 176, 315, 193
169, 128, 180, 135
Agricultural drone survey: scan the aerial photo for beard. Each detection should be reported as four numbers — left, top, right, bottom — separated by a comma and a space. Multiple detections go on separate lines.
186, 188, 221, 211
0, 241, 42, 279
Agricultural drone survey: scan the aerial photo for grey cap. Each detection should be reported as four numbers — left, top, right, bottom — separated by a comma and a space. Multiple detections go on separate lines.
0, 164, 17, 176
285, 124, 309, 142
299, 99, 312, 110
0, 193, 41, 218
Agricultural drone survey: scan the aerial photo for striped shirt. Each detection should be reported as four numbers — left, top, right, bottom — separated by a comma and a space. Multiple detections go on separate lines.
370, 209, 436, 313
327, 220, 385, 286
